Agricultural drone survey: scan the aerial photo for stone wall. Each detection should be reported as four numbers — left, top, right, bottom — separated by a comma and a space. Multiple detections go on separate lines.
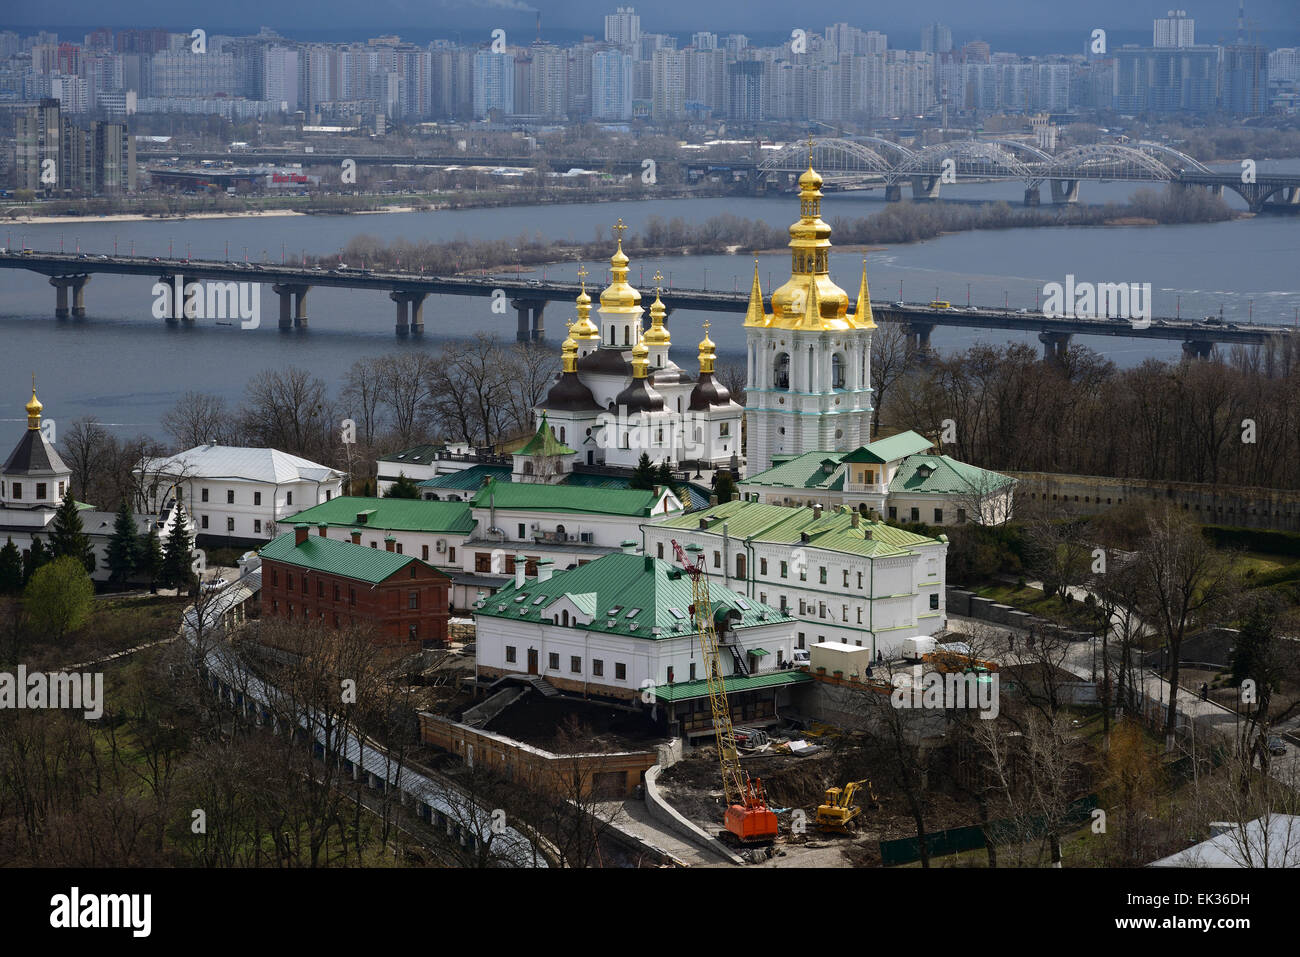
1008, 471, 1300, 533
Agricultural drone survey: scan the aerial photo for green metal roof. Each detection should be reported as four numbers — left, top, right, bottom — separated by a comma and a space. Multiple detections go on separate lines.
418, 464, 511, 492
287, 496, 475, 534
653, 499, 940, 558
259, 531, 437, 584
739, 450, 846, 490
651, 670, 813, 702
474, 551, 793, 638
419, 467, 712, 510
516, 414, 577, 457
842, 430, 934, 464
889, 454, 1016, 495
471, 479, 673, 517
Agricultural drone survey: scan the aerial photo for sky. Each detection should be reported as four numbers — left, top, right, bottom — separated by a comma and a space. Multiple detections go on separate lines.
5, 0, 1298, 45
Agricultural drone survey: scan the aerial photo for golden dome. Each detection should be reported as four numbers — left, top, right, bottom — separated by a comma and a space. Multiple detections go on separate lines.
698, 320, 717, 374
767, 159, 853, 331
630, 336, 650, 378
570, 264, 601, 340
642, 273, 671, 346
561, 321, 579, 373
599, 219, 641, 312
25, 377, 42, 430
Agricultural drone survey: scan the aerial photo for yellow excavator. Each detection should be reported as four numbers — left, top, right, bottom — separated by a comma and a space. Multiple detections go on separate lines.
815, 779, 878, 833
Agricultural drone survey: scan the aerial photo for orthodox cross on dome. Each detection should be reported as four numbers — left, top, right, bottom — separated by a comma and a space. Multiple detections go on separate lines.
652, 269, 664, 295
806, 134, 816, 168
612, 219, 628, 244
702, 319, 710, 336
577, 262, 588, 290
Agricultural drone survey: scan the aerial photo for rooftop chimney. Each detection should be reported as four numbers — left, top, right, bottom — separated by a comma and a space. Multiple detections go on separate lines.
537, 559, 554, 582
294, 523, 308, 546
813, 503, 823, 519
317, 524, 328, 537
851, 511, 860, 528
384, 534, 396, 552
515, 554, 527, 588
350, 528, 362, 545
621, 539, 637, 554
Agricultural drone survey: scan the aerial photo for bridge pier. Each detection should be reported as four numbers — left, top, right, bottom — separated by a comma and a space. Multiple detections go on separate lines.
884, 184, 902, 203
1049, 179, 1080, 205
1038, 330, 1072, 364
1182, 339, 1213, 360
903, 321, 935, 359
910, 175, 941, 201
293, 286, 309, 328
511, 298, 547, 344
389, 290, 427, 336
50, 274, 91, 319
1023, 186, 1041, 206
157, 275, 186, 323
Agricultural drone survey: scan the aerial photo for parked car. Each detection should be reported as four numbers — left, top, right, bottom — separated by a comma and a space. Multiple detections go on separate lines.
1266, 735, 1288, 756
792, 649, 810, 665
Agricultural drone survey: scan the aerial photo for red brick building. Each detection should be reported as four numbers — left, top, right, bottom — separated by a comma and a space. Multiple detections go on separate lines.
259, 523, 452, 653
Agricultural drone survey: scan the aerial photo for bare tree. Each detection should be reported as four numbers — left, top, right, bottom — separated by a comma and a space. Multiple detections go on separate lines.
161, 391, 235, 450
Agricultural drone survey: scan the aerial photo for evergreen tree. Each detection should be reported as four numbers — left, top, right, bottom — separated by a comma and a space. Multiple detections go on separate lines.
162, 507, 195, 592
384, 472, 421, 499
139, 527, 165, 595
655, 461, 682, 498
714, 470, 737, 504
106, 500, 139, 586
0, 537, 22, 595
49, 489, 96, 574
630, 453, 658, 490
22, 536, 50, 584
1231, 599, 1280, 692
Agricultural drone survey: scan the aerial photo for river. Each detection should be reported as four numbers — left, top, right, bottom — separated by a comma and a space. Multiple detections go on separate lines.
1, 160, 1297, 439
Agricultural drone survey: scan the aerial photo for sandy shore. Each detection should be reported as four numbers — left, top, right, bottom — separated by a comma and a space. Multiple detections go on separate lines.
11, 205, 423, 225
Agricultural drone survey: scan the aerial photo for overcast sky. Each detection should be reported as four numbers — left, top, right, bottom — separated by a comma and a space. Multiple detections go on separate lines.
7, 0, 1297, 45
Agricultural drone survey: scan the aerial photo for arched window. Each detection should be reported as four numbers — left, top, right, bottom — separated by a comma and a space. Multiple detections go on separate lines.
774, 352, 791, 390
556, 524, 565, 536
562, 609, 570, 626
559, 427, 565, 443
623, 326, 630, 346
831, 353, 845, 390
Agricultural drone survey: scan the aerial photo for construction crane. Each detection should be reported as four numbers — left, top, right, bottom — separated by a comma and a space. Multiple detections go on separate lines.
671, 539, 779, 844
816, 779, 878, 834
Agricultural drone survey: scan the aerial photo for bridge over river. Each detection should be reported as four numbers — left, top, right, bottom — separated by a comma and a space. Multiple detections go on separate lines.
2, 250, 1291, 360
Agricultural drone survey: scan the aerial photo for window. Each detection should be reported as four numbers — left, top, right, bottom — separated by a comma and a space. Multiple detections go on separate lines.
666, 666, 674, 684
286, 492, 293, 505
857, 608, 863, 623
227, 490, 235, 504
518, 524, 526, 540
888, 506, 897, 520
799, 565, 807, 582
759, 592, 767, 605
934, 509, 943, 524
409, 591, 420, 610
910, 507, 920, 522
957, 508, 967, 524
774, 352, 790, 389
780, 561, 788, 579
548, 652, 559, 670
58, 481, 64, 496
333, 583, 340, 601
475, 552, 492, 573
317, 580, 324, 598
302, 576, 308, 594
798, 598, 806, 615
449, 547, 456, 563
857, 571, 863, 589
36, 483, 46, 499
842, 604, 848, 620
201, 515, 209, 529
797, 633, 806, 649
201, 488, 209, 502
570, 656, 581, 674
396, 543, 403, 554
689, 663, 696, 681
866, 470, 875, 484
819, 566, 827, 584
506, 646, 517, 663
760, 558, 768, 576
254, 491, 262, 506
270, 569, 278, 587
831, 353, 845, 389
227, 517, 235, 532
325, 490, 332, 501
736, 555, 746, 578
930, 593, 940, 610
254, 520, 262, 534
422, 545, 429, 561
10, 483, 18, 499
348, 587, 356, 606
719, 422, 730, 436
657, 542, 664, 559
592, 659, 604, 677
819, 602, 826, 619
713, 551, 720, 569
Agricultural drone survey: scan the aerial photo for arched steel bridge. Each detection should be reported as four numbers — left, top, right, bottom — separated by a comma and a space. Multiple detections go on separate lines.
756, 137, 1300, 211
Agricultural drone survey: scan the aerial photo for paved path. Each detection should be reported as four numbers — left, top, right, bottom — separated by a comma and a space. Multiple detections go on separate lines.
599, 798, 721, 867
